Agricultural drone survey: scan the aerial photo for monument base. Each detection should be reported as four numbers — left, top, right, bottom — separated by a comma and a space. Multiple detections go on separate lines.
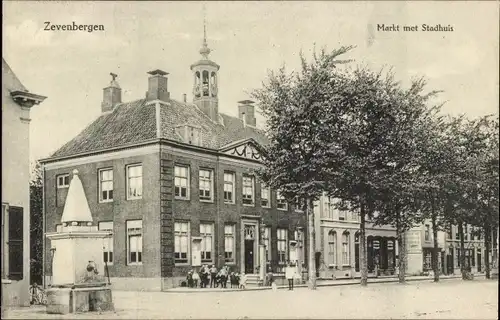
46, 286, 114, 314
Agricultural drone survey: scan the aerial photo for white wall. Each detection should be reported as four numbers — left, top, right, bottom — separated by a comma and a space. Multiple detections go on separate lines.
1, 88, 32, 307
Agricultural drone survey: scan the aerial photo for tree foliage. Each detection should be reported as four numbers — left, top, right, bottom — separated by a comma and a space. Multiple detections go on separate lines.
30, 161, 43, 285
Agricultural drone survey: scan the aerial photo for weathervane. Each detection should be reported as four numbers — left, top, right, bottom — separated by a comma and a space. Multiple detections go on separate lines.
110, 72, 118, 81
200, 4, 211, 59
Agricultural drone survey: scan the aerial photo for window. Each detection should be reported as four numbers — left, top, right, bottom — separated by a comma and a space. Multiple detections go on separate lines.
342, 232, 350, 265
7, 206, 24, 280
223, 172, 235, 203
174, 166, 189, 199
294, 198, 304, 212
387, 239, 395, 269
455, 227, 460, 240
277, 228, 288, 267
188, 126, 201, 146
98, 221, 114, 265
338, 210, 346, 221
477, 230, 481, 240
57, 174, 69, 188
200, 224, 213, 263
199, 169, 213, 202
263, 227, 272, 262
323, 196, 334, 219
328, 230, 336, 265
99, 169, 113, 202
464, 225, 468, 241
242, 175, 254, 206
127, 220, 142, 264
174, 222, 189, 264
261, 186, 270, 208
126, 165, 142, 200
175, 125, 201, 146
447, 225, 452, 239
425, 224, 430, 241
224, 224, 235, 263
277, 192, 288, 211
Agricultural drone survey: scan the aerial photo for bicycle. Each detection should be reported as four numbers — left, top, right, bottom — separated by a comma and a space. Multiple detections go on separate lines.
29, 283, 47, 305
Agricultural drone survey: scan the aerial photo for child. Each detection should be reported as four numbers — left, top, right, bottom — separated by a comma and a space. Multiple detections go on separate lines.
186, 271, 193, 288
192, 270, 200, 288
239, 273, 247, 290
285, 262, 296, 290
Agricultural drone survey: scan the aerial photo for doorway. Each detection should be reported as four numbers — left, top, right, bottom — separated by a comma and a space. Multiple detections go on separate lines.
447, 248, 454, 275
477, 252, 482, 272
245, 239, 254, 274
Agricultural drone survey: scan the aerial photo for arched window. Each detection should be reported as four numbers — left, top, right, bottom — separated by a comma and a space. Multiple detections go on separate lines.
202, 70, 209, 96
328, 230, 336, 265
194, 72, 201, 97
342, 232, 350, 265
210, 72, 217, 97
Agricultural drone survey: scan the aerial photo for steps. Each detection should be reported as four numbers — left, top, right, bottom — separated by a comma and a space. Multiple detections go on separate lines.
245, 274, 263, 287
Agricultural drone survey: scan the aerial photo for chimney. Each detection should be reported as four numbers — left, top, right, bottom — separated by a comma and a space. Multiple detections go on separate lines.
146, 69, 170, 101
101, 72, 122, 113
183, 93, 187, 103
238, 100, 256, 127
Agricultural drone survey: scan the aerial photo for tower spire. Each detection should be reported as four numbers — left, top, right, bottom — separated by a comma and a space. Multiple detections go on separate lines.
200, 4, 211, 59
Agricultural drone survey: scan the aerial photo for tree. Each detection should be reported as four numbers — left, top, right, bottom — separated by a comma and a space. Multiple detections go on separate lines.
359, 77, 440, 283
417, 114, 460, 282
252, 46, 355, 290
457, 115, 499, 279
30, 161, 44, 285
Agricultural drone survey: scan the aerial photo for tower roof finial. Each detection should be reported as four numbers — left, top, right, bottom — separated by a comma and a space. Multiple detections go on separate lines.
200, 4, 211, 59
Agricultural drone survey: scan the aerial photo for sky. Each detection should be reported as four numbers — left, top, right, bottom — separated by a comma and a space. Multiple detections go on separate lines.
2, 1, 499, 165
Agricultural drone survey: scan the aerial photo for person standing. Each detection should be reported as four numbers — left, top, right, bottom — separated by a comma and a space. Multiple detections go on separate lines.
210, 265, 218, 288
285, 262, 295, 291
220, 266, 228, 288
192, 269, 200, 288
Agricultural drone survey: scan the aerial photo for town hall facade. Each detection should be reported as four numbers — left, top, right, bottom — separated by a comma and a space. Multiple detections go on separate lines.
41, 29, 307, 291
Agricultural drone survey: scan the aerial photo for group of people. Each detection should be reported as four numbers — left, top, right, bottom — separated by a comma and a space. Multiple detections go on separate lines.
185, 262, 301, 291
186, 265, 248, 289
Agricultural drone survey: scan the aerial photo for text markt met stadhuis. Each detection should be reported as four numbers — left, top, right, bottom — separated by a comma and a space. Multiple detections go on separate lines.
377, 24, 454, 32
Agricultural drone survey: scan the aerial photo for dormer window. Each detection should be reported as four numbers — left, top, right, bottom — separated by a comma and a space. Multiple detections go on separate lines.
175, 125, 201, 146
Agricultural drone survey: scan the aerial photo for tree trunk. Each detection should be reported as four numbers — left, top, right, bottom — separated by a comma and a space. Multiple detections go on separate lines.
431, 210, 440, 282
484, 224, 491, 279
458, 223, 467, 280
360, 204, 368, 286
307, 198, 317, 290
492, 227, 498, 277
396, 211, 406, 283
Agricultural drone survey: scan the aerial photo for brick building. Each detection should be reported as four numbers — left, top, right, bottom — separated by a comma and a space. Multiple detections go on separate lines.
41, 31, 307, 291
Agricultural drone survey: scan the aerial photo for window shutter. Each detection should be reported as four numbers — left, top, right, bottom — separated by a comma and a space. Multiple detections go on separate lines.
8, 206, 24, 280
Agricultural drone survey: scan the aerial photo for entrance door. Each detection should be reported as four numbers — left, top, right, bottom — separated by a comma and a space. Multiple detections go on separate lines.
477, 252, 482, 272
245, 239, 254, 274
447, 248, 454, 275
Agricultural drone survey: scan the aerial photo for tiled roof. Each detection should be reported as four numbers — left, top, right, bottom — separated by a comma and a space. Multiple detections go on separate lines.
48, 98, 268, 159
51, 99, 157, 157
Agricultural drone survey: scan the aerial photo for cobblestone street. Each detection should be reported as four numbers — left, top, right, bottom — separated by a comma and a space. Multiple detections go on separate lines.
4, 279, 498, 319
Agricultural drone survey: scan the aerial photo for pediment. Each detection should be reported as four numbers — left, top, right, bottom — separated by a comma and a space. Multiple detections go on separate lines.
220, 139, 263, 161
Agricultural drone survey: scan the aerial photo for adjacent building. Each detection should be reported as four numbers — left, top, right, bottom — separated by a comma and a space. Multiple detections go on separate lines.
2, 58, 46, 308
314, 196, 487, 278
314, 195, 398, 279
41, 30, 307, 291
